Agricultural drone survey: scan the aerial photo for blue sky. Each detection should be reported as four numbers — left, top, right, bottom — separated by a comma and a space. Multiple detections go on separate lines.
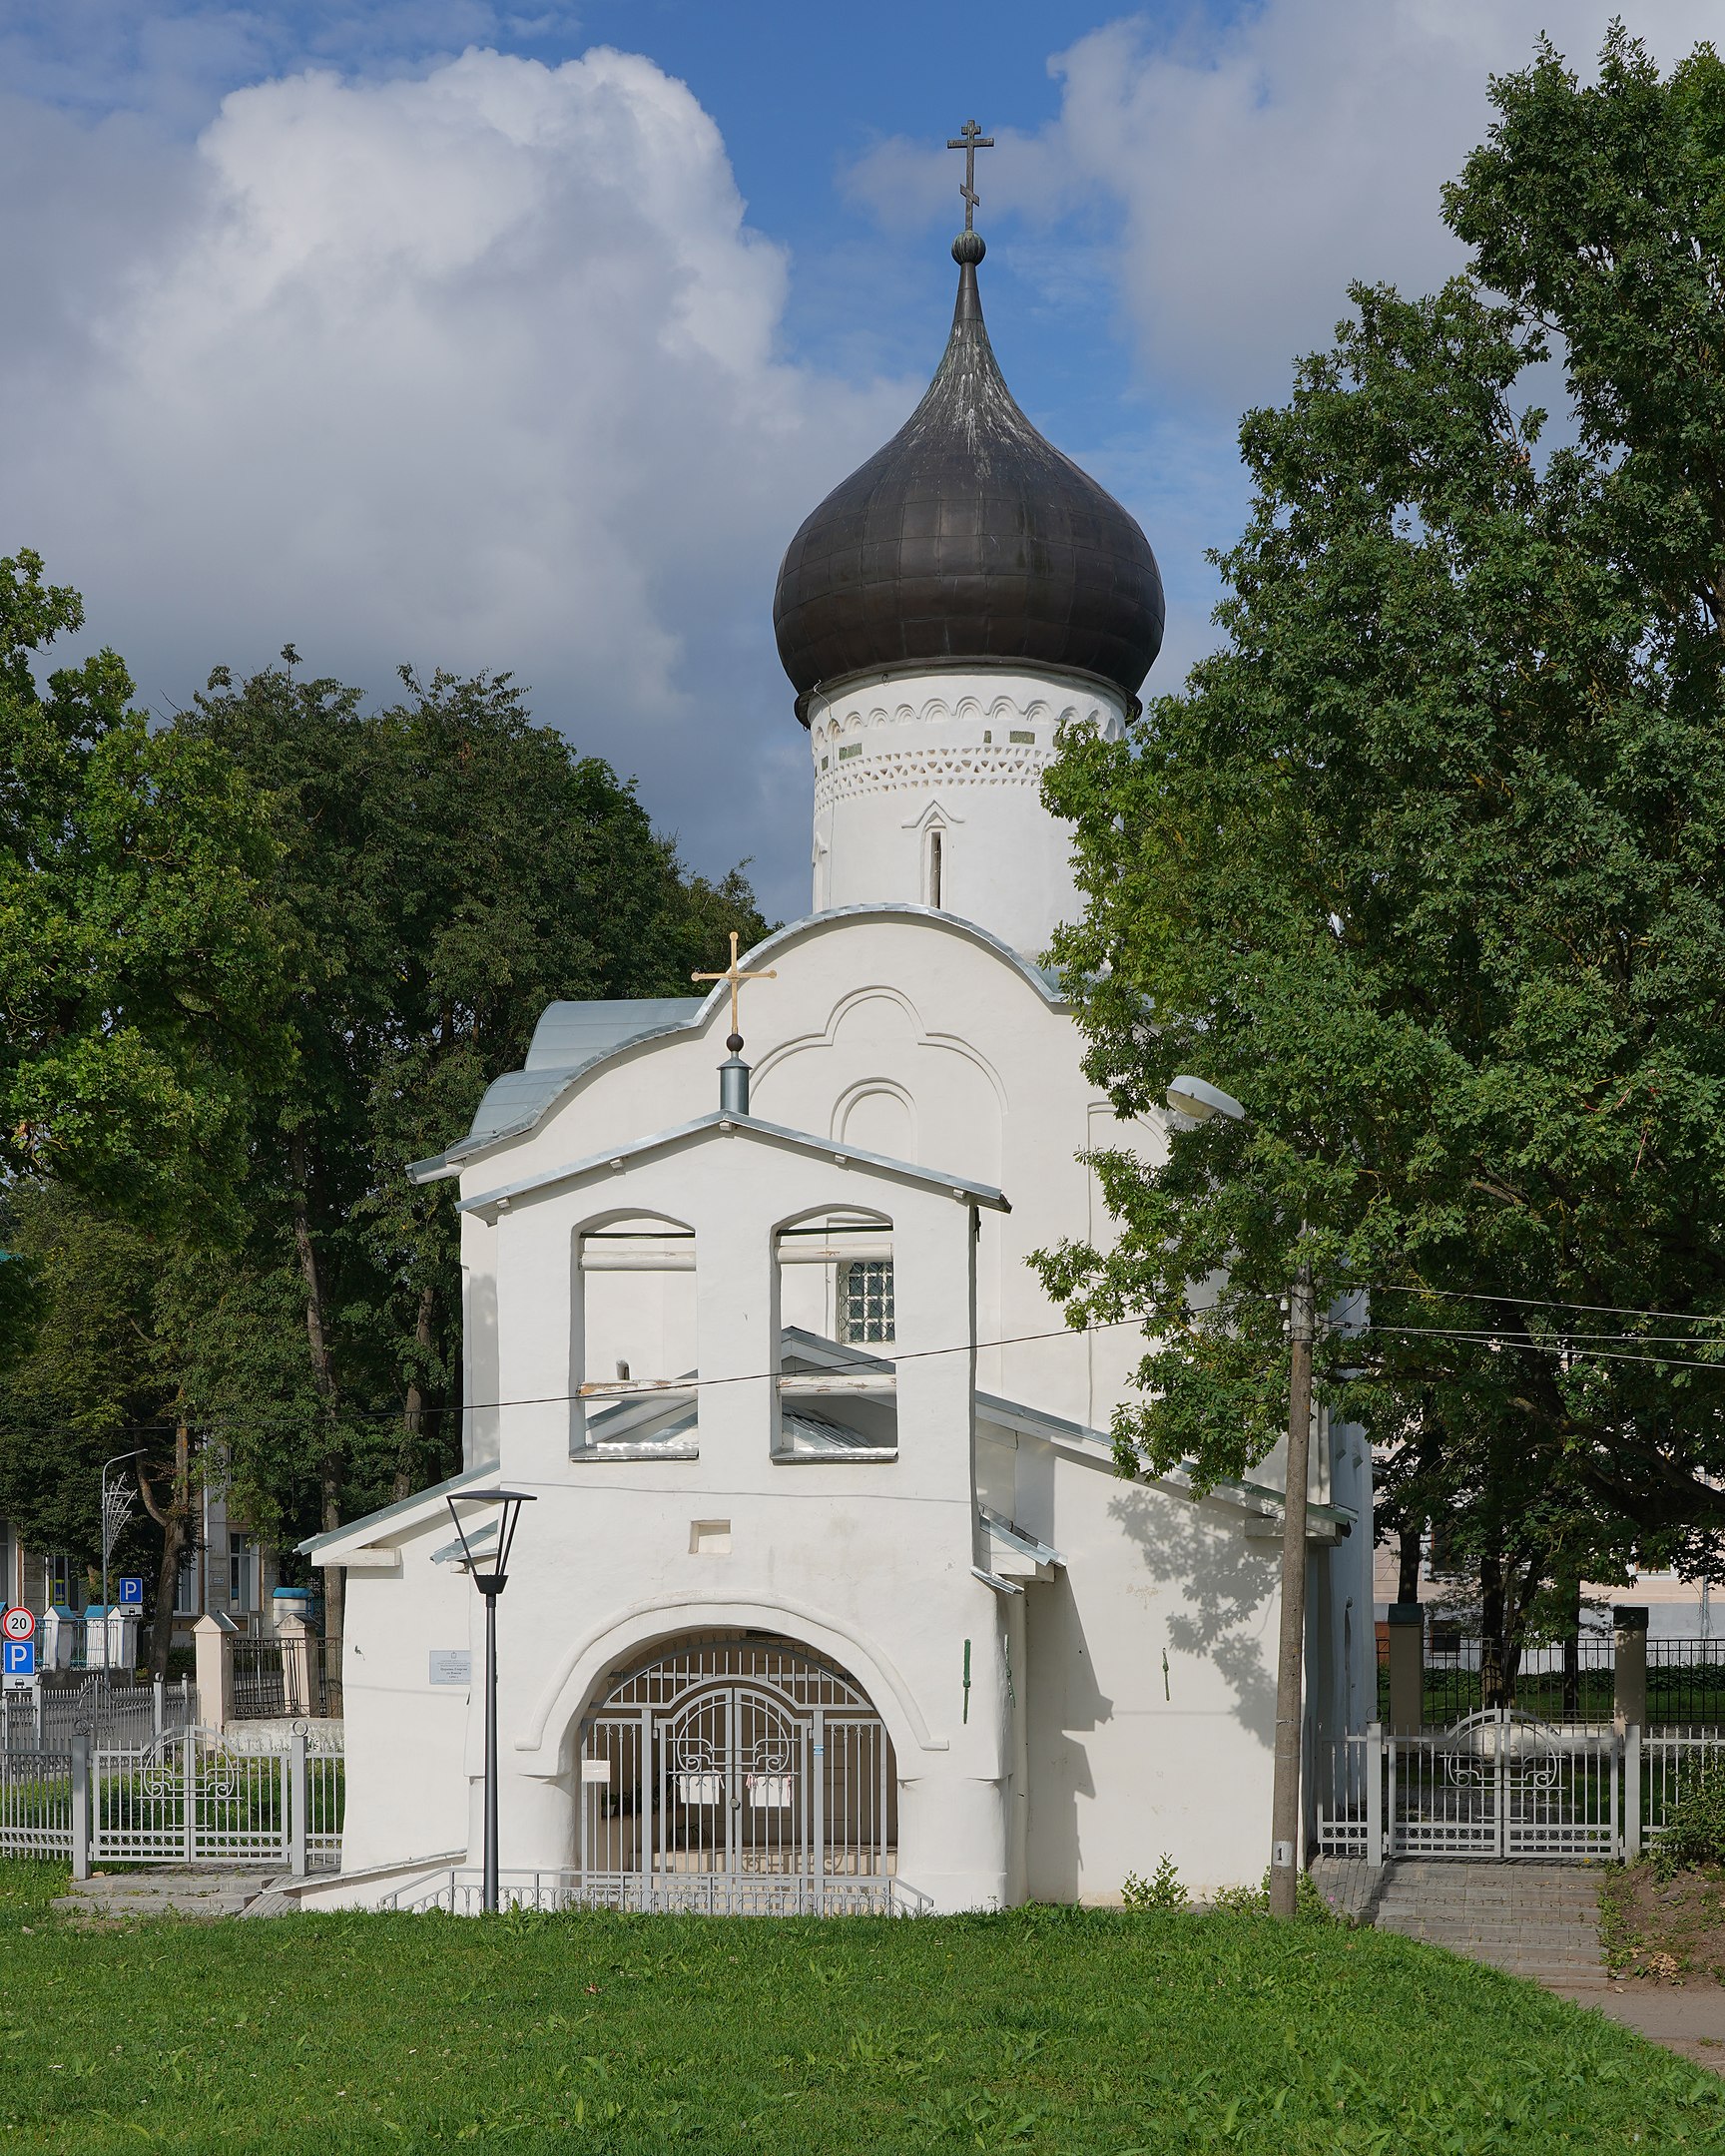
0, 1, 1713, 917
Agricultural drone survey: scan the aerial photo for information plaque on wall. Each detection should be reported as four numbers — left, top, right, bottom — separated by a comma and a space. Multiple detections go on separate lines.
428, 1649, 471, 1687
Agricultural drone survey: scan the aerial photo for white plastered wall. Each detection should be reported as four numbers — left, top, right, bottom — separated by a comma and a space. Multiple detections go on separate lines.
806, 666, 1126, 959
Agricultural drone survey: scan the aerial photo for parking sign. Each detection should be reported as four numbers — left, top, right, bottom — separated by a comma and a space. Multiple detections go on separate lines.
118, 1577, 144, 1606
2, 1638, 35, 1685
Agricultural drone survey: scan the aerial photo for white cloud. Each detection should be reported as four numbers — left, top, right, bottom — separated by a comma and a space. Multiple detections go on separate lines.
850, 1, 1724, 412
0, 45, 906, 916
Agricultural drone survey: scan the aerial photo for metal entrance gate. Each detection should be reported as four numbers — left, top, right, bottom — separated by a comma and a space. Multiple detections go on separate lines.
575, 1636, 898, 1912
1388, 1712, 1618, 1860
90, 1729, 344, 1871
1317, 1711, 1621, 1862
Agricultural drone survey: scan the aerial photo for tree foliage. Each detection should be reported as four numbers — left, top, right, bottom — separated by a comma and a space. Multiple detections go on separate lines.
1037, 30, 1725, 1672
0, 550, 288, 1213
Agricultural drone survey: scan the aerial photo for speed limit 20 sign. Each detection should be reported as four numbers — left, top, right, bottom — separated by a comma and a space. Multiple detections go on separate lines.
2, 1607, 37, 1644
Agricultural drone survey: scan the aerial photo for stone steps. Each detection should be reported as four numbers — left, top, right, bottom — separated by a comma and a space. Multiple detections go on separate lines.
1372, 1861, 1607, 1987
53, 1870, 281, 1923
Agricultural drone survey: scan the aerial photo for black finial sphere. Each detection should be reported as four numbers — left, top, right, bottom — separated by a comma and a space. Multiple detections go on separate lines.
951, 229, 985, 266
727, 1033, 745, 1055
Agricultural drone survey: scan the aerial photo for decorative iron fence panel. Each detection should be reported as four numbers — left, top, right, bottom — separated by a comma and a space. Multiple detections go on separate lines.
0, 1749, 72, 1857
3, 1677, 196, 1752
386, 1867, 930, 1917
1643, 1729, 1724, 1845
305, 1750, 344, 1870
0, 1725, 342, 1870
232, 1638, 342, 1721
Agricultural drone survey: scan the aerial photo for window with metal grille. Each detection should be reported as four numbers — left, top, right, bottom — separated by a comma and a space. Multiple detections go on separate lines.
49, 1552, 74, 1607
839, 1259, 894, 1345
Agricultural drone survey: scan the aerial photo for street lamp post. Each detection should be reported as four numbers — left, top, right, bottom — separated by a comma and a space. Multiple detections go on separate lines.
444, 1488, 538, 1913
99, 1447, 147, 1614
1166, 1076, 1314, 1919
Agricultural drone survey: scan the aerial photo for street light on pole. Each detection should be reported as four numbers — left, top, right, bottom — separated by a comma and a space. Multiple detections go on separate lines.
99, 1448, 147, 1613
444, 1488, 538, 1914
1166, 1076, 1314, 1919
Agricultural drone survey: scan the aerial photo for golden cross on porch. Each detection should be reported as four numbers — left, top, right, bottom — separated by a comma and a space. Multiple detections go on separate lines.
693, 931, 777, 1049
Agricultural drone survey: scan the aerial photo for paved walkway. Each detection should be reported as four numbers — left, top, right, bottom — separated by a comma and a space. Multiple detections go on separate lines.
1548, 1981, 1725, 2072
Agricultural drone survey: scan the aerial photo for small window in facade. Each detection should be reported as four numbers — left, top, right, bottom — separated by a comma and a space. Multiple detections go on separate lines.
49, 1553, 74, 1607
840, 1258, 895, 1346
926, 827, 943, 909
174, 1549, 200, 1617
229, 1533, 257, 1613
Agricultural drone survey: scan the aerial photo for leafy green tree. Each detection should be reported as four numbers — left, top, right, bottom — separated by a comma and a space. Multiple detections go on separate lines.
1037, 32, 1725, 1691
0, 551, 288, 1222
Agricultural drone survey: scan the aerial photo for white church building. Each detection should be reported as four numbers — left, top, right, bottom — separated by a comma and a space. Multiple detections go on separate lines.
300, 207, 1374, 1913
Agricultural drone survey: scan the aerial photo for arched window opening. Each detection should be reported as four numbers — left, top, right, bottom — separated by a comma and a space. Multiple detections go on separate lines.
575, 1215, 698, 1458
773, 1211, 897, 1461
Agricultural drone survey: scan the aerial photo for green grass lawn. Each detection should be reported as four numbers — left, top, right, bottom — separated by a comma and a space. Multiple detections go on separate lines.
1, 1862, 1720, 2153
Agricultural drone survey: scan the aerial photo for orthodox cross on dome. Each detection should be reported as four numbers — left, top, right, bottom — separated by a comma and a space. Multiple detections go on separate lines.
946, 119, 994, 232
693, 930, 777, 1053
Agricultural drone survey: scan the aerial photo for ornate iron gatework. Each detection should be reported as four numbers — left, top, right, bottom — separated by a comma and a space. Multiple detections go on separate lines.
572, 1633, 899, 1913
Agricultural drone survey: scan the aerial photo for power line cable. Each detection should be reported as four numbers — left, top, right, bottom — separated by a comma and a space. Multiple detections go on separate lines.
26, 1291, 1725, 1450
1365, 1283, 1725, 1325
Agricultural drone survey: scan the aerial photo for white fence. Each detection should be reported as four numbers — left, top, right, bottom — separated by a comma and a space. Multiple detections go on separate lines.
0, 1747, 72, 1859
1, 1676, 196, 1753
1317, 1713, 1725, 1863
0, 1725, 341, 1875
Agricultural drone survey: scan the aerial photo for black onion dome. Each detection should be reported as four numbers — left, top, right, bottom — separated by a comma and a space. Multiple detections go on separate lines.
773, 244, 1164, 719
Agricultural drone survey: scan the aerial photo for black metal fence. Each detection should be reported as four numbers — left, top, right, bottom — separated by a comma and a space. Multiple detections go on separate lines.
1376, 1635, 1725, 1728
231, 1636, 342, 1720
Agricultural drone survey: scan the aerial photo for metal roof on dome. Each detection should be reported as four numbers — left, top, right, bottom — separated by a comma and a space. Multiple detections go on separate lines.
772, 235, 1165, 716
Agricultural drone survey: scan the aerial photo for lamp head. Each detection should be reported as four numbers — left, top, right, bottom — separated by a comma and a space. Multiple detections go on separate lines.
446, 1487, 538, 1594
1165, 1074, 1247, 1125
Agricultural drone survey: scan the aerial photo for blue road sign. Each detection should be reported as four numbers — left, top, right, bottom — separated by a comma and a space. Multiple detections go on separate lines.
3, 1639, 35, 1679
118, 1577, 144, 1606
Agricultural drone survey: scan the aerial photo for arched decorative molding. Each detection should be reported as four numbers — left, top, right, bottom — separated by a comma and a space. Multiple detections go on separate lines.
513, 1593, 950, 1772
831, 1077, 916, 1151
752, 978, 1009, 1116
814, 742, 1055, 808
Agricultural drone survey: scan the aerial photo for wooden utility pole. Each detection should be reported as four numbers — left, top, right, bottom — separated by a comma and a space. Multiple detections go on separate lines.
1269, 1258, 1315, 1918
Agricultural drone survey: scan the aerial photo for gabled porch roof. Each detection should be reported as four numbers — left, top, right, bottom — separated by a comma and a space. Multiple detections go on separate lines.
455, 1108, 1010, 1222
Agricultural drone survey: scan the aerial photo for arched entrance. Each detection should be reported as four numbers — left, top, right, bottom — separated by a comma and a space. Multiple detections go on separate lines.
574, 1633, 898, 1912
